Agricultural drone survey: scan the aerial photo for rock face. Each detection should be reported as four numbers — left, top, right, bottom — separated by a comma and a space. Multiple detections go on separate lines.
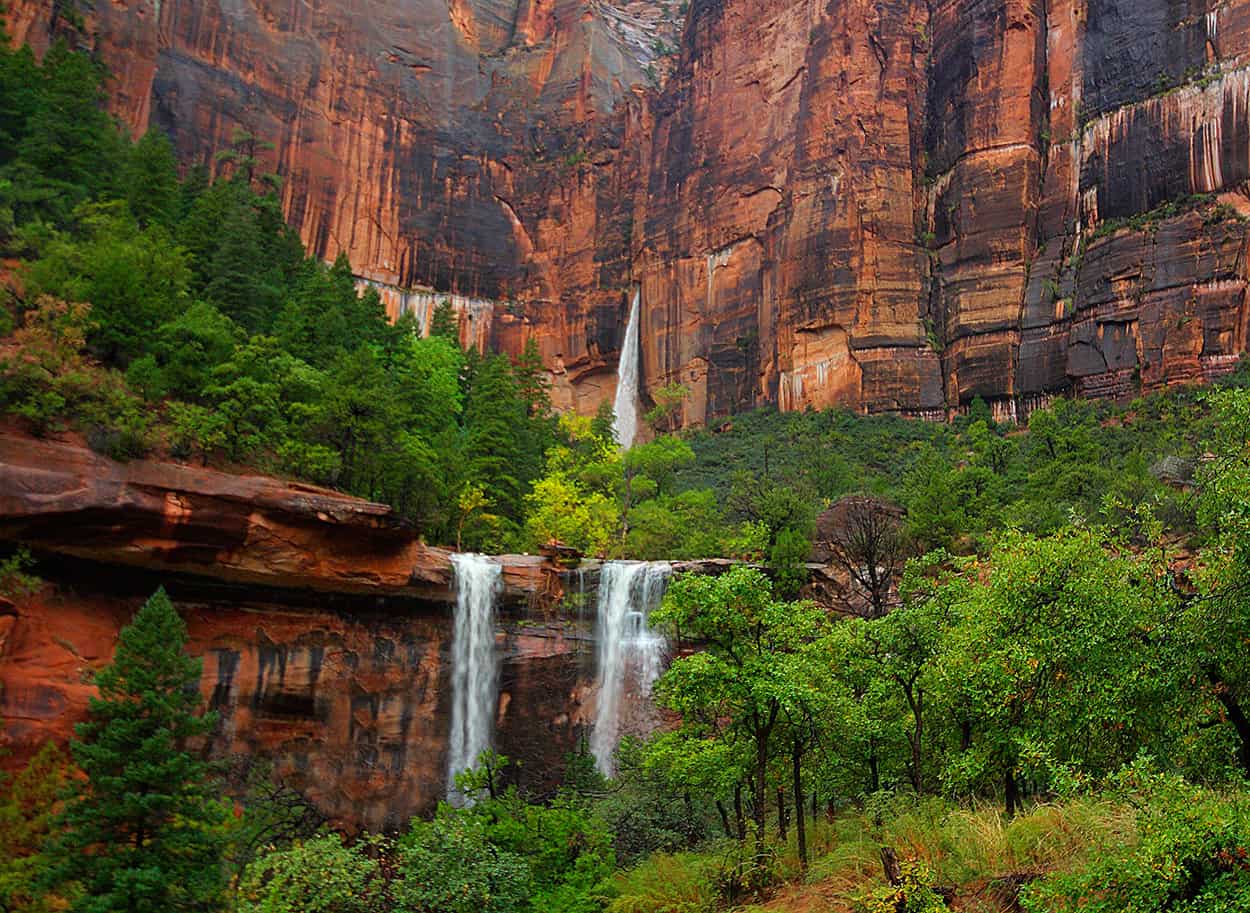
6, 0, 1250, 419
0, 432, 557, 604
0, 574, 597, 831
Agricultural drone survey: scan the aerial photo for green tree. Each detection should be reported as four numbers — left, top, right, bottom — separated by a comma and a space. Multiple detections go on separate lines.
124, 130, 179, 230
0, 743, 70, 912
513, 336, 551, 419
24, 202, 192, 364
1181, 388, 1250, 777
935, 529, 1172, 814
428, 298, 459, 343
462, 353, 527, 542
8, 40, 122, 225
203, 188, 283, 332
524, 471, 617, 554
45, 587, 227, 913
236, 834, 387, 913
146, 301, 240, 401
651, 567, 829, 862
394, 815, 531, 913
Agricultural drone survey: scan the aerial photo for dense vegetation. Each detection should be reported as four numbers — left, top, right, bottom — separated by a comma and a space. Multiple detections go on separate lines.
7, 20, 1250, 913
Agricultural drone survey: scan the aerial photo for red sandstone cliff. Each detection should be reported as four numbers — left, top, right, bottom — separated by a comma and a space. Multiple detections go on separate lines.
6, 0, 1250, 421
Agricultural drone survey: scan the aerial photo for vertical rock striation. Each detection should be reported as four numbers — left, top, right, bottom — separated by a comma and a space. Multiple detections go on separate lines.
6, 0, 1250, 419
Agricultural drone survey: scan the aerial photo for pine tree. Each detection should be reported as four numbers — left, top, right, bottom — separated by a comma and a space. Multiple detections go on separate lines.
428, 298, 460, 344
124, 130, 179, 229
463, 353, 525, 533
46, 588, 227, 913
513, 337, 551, 419
15, 40, 122, 221
204, 189, 281, 332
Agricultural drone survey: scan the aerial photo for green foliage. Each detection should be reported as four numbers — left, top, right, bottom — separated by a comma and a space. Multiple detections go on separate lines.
857, 860, 948, 913
652, 568, 830, 858
45, 588, 228, 913
394, 815, 532, 913
1023, 769, 1250, 912
767, 526, 810, 599
0, 743, 69, 913
604, 851, 716, 913
935, 528, 1174, 809
0, 546, 40, 598
428, 297, 459, 342
24, 201, 192, 363
236, 834, 388, 913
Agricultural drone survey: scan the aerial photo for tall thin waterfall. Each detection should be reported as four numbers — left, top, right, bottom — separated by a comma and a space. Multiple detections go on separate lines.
590, 561, 671, 776
612, 288, 642, 450
447, 553, 502, 799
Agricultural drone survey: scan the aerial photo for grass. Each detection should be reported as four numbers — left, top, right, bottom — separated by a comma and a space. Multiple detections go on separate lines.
608, 798, 1141, 913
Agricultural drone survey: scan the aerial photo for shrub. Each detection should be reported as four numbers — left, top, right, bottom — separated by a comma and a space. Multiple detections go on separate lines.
1022, 774, 1250, 912
236, 833, 388, 913
393, 816, 531, 913
605, 851, 716, 913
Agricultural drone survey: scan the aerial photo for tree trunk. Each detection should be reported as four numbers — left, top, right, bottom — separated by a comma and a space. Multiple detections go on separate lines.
777, 787, 787, 841
1005, 767, 1020, 817
717, 799, 734, 838
734, 783, 746, 841
684, 791, 697, 847
753, 735, 768, 862
868, 742, 880, 794
1207, 667, 1250, 777
792, 738, 808, 869
880, 846, 903, 886
904, 682, 924, 794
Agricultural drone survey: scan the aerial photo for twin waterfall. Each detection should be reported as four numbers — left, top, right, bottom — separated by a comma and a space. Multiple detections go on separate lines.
446, 557, 670, 791
446, 297, 658, 789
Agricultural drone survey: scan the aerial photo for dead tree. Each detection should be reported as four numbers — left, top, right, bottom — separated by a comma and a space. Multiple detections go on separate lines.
815, 495, 909, 618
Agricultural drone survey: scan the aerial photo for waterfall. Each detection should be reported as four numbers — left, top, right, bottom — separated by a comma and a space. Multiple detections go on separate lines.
612, 288, 642, 450
446, 553, 502, 800
590, 561, 671, 777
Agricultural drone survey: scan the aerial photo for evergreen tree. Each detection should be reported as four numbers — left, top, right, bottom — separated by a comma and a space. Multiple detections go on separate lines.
204, 188, 282, 332
591, 399, 616, 445
12, 40, 122, 223
428, 298, 460, 344
0, 30, 40, 169
513, 337, 550, 418
45, 588, 227, 913
462, 353, 525, 539
124, 130, 179, 229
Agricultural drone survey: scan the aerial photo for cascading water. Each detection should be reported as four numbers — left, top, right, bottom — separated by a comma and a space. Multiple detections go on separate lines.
590, 561, 671, 777
612, 288, 642, 451
446, 553, 502, 801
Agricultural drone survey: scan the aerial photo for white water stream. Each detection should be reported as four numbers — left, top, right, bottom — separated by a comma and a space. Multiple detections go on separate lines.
612, 288, 642, 450
446, 553, 502, 800
590, 561, 671, 776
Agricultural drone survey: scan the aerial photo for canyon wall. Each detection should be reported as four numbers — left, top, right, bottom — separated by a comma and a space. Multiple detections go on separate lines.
6, 0, 1250, 420
1, 576, 594, 831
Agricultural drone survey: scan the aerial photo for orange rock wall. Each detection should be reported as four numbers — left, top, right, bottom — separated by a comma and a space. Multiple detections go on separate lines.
6, 0, 1250, 420
0, 577, 595, 831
